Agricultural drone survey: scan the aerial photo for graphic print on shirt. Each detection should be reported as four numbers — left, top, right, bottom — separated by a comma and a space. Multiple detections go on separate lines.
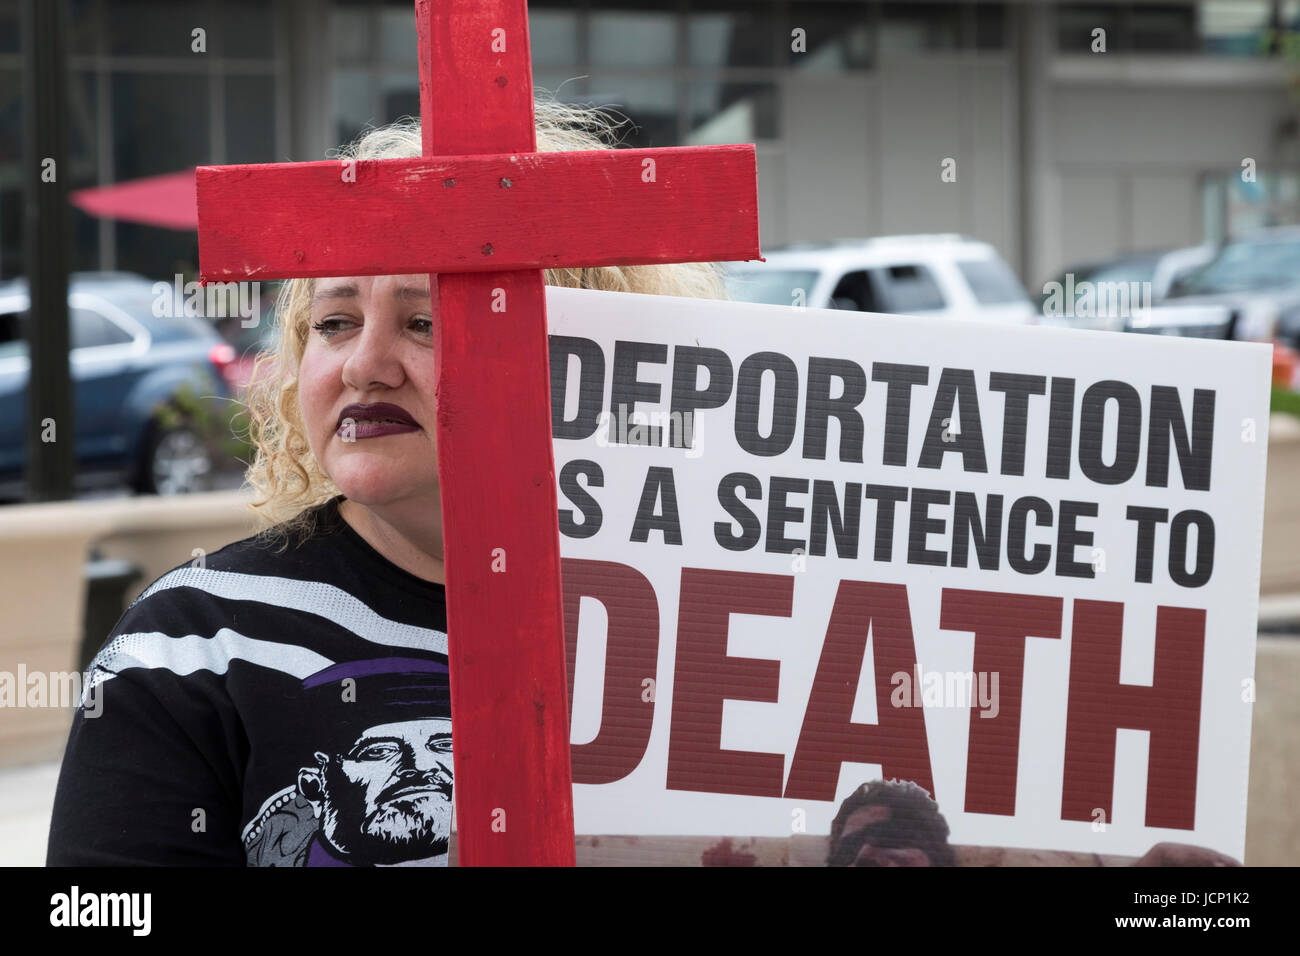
46, 498, 454, 867
243, 656, 454, 867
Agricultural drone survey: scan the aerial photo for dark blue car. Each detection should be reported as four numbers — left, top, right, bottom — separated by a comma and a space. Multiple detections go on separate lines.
0, 272, 235, 498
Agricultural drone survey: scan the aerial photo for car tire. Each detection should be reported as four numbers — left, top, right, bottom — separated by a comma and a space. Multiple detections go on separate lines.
133, 419, 214, 496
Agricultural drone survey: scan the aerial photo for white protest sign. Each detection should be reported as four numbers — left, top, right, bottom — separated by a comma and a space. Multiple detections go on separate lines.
546, 285, 1271, 861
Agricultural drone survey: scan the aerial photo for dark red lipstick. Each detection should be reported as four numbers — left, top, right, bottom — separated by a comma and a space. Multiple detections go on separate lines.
336, 402, 421, 440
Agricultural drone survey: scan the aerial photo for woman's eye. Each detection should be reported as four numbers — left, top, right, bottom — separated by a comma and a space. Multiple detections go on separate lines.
311, 316, 355, 337
410, 315, 433, 336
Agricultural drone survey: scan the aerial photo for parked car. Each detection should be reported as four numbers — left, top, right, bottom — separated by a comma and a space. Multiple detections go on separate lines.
1165, 226, 1300, 346
1038, 245, 1228, 336
0, 271, 234, 498
1041, 244, 1215, 306
724, 234, 1037, 324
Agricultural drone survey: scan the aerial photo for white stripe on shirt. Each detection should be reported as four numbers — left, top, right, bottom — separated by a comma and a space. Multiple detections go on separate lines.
134, 566, 448, 655
82, 628, 335, 705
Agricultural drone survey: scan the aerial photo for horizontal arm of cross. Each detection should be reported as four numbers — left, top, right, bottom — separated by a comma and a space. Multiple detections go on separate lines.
197, 145, 761, 282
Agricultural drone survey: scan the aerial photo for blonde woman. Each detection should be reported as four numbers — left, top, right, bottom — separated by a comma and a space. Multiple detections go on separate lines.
47, 100, 726, 867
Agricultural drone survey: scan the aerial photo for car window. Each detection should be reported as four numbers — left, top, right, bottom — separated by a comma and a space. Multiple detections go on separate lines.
829, 270, 880, 312
871, 264, 946, 313
1170, 237, 1300, 296
724, 268, 821, 307
72, 307, 134, 349
956, 259, 1030, 305
1082, 259, 1158, 288
0, 310, 27, 360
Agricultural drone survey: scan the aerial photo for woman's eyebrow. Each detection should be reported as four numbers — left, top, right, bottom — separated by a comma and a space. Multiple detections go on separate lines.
311, 282, 429, 303
313, 282, 359, 302
394, 283, 432, 302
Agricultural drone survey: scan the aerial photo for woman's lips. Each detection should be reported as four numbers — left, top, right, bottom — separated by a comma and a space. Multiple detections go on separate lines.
336, 402, 421, 439
342, 421, 421, 439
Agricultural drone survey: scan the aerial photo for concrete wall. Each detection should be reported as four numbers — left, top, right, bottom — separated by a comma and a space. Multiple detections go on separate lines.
0, 491, 259, 766
760, 22, 1296, 291
1044, 64, 1294, 286
776, 53, 1018, 267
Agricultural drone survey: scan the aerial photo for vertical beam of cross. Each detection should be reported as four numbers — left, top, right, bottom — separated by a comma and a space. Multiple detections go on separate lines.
414, 0, 575, 865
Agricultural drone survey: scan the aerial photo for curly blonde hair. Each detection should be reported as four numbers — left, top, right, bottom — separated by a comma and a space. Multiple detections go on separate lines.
242, 97, 729, 545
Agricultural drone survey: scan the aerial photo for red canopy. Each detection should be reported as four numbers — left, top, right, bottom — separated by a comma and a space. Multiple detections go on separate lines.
70, 170, 197, 231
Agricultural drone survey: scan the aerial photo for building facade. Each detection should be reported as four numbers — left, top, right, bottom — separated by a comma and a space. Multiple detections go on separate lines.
1, 0, 1298, 289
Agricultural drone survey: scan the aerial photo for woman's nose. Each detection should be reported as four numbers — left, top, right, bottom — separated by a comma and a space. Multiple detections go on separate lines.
342, 315, 405, 391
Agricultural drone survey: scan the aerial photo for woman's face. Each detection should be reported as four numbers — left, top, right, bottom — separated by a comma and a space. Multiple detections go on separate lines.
298, 274, 439, 508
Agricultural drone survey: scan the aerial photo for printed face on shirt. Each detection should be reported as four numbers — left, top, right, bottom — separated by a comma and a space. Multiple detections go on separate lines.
298, 274, 439, 509
314, 718, 454, 864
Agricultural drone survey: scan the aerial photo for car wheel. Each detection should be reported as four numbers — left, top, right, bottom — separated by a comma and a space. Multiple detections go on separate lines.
136, 421, 213, 496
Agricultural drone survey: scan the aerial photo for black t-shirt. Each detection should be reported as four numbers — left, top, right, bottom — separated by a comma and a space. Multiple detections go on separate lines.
46, 495, 454, 867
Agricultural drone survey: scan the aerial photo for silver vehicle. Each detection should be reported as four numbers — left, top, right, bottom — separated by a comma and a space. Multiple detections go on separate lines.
725, 234, 1037, 324
1165, 227, 1300, 345
1038, 245, 1229, 337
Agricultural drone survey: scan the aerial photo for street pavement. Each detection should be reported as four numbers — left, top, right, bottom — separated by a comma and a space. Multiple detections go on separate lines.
0, 761, 59, 866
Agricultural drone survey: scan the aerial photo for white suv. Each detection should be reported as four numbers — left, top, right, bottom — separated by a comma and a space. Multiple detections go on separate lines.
724, 234, 1037, 324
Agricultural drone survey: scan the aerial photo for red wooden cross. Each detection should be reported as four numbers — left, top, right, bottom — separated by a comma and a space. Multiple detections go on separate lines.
196, 0, 760, 865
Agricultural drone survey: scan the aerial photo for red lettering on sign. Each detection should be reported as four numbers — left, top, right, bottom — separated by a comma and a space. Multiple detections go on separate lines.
666, 568, 794, 798
1061, 600, 1205, 830
561, 558, 661, 785
784, 580, 934, 801
939, 588, 1064, 816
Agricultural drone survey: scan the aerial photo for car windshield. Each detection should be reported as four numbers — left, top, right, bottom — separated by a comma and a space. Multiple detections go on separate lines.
956, 259, 1031, 305
1169, 237, 1300, 296
724, 268, 821, 307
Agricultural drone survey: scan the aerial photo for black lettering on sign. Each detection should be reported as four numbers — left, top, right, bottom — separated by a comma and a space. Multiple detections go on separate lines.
989, 372, 1047, 477
803, 357, 867, 463
1078, 380, 1141, 485
610, 341, 667, 447
715, 472, 762, 551
735, 352, 800, 456
1147, 386, 1215, 492
871, 363, 928, 467
549, 335, 605, 440
918, 369, 988, 473
557, 459, 604, 539
631, 466, 681, 544
669, 346, 733, 450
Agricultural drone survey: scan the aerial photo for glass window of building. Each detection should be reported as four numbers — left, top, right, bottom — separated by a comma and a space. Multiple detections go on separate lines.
687, 1, 778, 69
783, 2, 874, 71
590, 3, 677, 69
0, 0, 18, 55
530, 2, 581, 68
1199, 0, 1274, 55
379, 3, 419, 67
109, 0, 208, 57
687, 80, 778, 145
211, 0, 277, 58
590, 75, 677, 148
1057, 1, 1296, 56
880, 3, 963, 52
